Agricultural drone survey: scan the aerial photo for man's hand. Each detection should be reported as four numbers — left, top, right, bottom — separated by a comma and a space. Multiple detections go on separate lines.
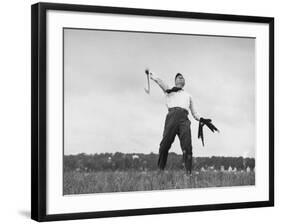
200, 117, 212, 124
150, 72, 156, 81
149, 72, 158, 82
145, 69, 169, 92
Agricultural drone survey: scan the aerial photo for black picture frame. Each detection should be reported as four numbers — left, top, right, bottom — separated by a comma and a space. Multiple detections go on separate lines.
31, 2, 274, 222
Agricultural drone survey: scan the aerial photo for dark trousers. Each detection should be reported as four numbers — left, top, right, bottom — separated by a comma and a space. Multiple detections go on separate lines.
158, 107, 193, 172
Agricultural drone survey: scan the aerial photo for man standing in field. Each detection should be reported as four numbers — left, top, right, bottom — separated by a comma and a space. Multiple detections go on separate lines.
148, 70, 208, 175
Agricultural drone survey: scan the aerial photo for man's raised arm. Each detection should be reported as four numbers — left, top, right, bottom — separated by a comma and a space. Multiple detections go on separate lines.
149, 71, 170, 93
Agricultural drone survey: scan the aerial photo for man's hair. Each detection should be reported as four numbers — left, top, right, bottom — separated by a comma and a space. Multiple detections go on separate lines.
175, 73, 183, 81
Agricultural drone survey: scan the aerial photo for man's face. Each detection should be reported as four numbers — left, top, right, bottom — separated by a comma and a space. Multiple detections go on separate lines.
175, 75, 185, 87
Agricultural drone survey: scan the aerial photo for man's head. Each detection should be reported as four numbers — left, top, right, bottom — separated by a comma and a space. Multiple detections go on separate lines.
175, 73, 185, 88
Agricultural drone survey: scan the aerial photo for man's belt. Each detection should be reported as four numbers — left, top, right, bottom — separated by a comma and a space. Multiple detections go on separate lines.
168, 107, 189, 114
198, 117, 219, 146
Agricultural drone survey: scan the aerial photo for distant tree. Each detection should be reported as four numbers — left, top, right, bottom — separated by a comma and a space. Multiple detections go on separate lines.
63, 153, 255, 172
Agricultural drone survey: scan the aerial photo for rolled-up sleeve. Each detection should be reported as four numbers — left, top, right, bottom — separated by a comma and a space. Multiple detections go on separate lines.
189, 95, 201, 121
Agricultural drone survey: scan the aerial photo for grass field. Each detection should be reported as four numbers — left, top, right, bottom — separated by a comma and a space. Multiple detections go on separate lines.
63, 170, 255, 195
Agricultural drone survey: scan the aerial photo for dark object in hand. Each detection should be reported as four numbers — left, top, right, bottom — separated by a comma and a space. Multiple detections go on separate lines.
145, 69, 149, 75
198, 117, 219, 146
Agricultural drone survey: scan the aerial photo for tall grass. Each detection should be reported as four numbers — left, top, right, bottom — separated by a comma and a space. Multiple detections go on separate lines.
63, 170, 255, 195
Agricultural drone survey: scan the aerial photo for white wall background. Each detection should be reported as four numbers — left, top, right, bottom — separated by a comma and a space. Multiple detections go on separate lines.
0, 0, 279, 223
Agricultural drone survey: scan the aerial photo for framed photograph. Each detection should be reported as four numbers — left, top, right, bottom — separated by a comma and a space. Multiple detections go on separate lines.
31, 2, 274, 222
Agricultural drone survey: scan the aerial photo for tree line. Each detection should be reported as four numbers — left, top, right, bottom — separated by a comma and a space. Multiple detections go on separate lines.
64, 152, 255, 172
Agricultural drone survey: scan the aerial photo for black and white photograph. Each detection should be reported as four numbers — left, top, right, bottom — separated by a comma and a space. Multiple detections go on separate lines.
30, 2, 274, 222
63, 28, 256, 195
0, 0, 278, 223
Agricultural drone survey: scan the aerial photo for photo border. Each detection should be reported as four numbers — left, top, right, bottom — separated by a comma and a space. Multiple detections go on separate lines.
31, 2, 274, 222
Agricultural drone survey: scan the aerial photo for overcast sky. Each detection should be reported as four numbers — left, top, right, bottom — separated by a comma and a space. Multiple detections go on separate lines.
64, 28, 255, 158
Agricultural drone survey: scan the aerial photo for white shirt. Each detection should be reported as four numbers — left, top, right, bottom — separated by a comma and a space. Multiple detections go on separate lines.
151, 73, 201, 121
165, 90, 201, 121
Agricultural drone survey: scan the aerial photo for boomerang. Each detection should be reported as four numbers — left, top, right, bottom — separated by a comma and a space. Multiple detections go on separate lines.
144, 69, 150, 94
